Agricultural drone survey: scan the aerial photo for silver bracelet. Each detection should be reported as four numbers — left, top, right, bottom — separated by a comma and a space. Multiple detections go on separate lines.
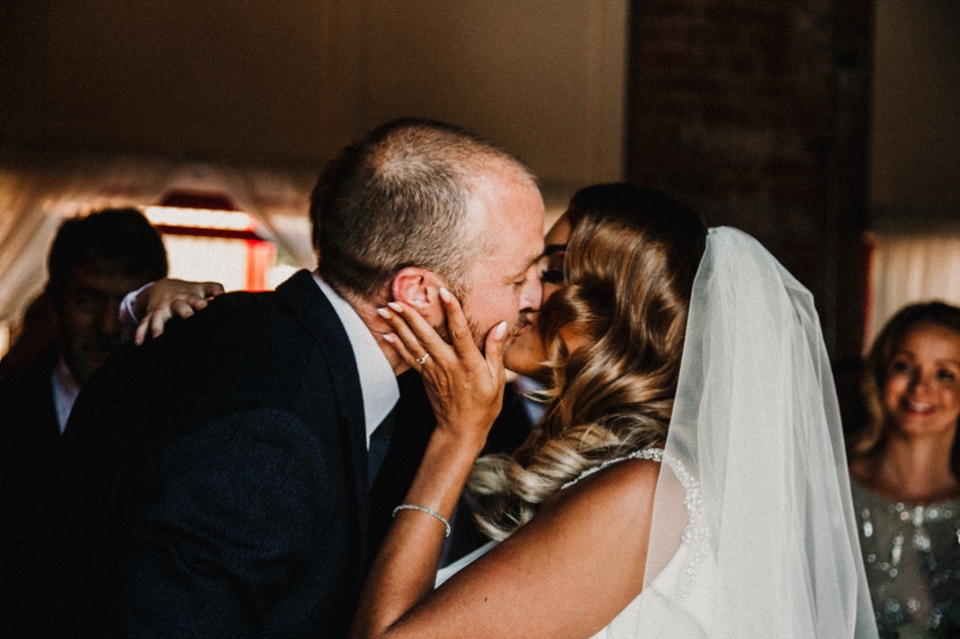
392, 503, 451, 537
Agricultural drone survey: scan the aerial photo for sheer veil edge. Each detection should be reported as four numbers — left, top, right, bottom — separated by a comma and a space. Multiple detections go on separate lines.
609, 227, 878, 639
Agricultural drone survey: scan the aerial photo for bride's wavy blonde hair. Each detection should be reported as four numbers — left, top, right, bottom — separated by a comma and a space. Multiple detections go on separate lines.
467, 184, 707, 541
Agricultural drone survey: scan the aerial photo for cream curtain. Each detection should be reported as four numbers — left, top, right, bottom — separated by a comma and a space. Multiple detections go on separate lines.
0, 153, 317, 334
866, 232, 960, 351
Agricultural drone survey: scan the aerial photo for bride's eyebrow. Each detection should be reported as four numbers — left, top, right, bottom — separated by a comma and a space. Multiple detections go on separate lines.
544, 244, 567, 256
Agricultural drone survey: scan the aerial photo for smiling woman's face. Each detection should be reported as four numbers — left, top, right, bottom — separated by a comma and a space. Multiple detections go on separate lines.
503, 212, 572, 380
882, 321, 960, 443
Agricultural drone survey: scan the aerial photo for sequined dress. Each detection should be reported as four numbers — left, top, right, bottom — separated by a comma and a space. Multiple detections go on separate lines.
852, 481, 960, 637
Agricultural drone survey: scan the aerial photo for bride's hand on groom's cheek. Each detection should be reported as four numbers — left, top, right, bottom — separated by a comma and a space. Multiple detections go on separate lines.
379, 288, 507, 452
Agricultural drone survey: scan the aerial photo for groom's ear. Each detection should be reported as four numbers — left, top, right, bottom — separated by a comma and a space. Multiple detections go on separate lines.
390, 267, 445, 327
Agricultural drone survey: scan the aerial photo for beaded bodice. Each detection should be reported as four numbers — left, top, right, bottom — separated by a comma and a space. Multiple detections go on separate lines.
852, 481, 960, 638
560, 447, 664, 489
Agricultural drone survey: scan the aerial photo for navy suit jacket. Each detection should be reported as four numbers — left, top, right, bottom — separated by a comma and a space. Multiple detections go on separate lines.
0, 350, 61, 637
55, 271, 373, 638
370, 376, 534, 565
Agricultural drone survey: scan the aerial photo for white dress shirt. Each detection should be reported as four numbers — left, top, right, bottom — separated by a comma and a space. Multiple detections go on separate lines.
52, 356, 83, 433
312, 273, 400, 448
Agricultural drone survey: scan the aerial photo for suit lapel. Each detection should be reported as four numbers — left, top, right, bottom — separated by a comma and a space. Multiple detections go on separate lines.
275, 270, 372, 569
369, 371, 437, 550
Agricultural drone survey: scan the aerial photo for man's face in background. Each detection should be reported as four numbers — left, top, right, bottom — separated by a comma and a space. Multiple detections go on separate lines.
58, 265, 150, 384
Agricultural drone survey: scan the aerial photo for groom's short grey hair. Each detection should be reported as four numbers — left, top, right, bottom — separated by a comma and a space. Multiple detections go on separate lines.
310, 118, 536, 301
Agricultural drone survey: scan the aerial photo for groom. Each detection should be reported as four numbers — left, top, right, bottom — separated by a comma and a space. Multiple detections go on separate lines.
55, 118, 545, 638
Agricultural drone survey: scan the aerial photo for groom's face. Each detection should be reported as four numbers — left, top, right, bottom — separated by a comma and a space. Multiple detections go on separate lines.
456, 166, 545, 347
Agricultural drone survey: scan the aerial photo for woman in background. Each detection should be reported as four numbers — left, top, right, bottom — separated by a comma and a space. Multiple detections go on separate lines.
850, 302, 960, 637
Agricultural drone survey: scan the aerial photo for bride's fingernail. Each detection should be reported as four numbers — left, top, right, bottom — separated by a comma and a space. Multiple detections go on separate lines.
382, 333, 395, 343
377, 307, 391, 319
387, 302, 403, 313
439, 287, 451, 303
494, 321, 507, 339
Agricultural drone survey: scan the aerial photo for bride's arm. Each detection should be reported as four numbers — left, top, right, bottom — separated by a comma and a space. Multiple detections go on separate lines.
351, 293, 659, 639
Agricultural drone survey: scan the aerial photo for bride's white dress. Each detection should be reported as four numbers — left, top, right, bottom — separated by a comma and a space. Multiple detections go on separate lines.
436, 539, 712, 639
436, 449, 713, 639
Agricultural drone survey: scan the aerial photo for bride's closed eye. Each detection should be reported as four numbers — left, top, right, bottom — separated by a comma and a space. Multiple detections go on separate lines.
538, 245, 566, 284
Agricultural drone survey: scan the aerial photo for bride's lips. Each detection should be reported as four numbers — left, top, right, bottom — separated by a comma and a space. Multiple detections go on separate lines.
506, 317, 533, 345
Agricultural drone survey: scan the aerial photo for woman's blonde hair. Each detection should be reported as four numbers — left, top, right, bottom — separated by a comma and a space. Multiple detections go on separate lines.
468, 184, 707, 540
852, 301, 960, 478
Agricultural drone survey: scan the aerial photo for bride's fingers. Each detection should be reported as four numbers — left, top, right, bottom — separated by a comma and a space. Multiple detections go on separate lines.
437, 288, 506, 382
437, 288, 478, 360
376, 307, 428, 362
380, 332, 421, 369
483, 321, 509, 373
384, 301, 454, 363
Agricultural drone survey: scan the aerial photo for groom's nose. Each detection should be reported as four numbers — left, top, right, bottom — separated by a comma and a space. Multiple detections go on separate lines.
519, 266, 543, 313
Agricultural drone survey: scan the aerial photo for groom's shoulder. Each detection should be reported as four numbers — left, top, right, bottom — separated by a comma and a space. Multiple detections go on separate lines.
155, 282, 320, 356
188, 270, 336, 343
75, 289, 312, 414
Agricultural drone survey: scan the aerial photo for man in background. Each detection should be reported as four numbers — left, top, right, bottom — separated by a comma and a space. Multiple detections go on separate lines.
0, 207, 169, 637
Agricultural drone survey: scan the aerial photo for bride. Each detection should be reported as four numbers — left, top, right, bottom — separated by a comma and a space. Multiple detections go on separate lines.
352, 184, 879, 638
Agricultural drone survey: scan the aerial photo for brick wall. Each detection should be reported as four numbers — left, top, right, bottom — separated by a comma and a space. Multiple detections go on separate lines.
627, 0, 873, 361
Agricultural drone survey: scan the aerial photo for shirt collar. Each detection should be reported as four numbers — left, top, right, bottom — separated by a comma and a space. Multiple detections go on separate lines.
514, 374, 547, 427
312, 272, 400, 447
52, 355, 83, 434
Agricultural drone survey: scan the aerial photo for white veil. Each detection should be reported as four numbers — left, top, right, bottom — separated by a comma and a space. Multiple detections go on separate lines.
607, 227, 879, 638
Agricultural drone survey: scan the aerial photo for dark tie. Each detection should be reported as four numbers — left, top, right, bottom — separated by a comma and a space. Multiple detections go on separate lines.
367, 408, 396, 487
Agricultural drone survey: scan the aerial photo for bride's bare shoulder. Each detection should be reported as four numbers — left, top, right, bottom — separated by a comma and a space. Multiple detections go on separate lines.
540, 456, 661, 522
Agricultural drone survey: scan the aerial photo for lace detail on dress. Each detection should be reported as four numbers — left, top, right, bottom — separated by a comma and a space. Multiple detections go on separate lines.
557, 447, 707, 601
661, 451, 707, 601
560, 447, 664, 490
